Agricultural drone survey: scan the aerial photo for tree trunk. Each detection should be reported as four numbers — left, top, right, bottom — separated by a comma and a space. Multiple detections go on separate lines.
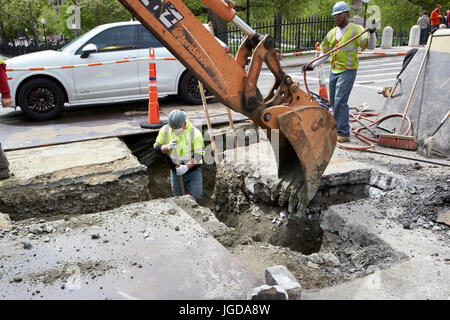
28, 2, 39, 45
0, 20, 7, 46
207, 8, 228, 45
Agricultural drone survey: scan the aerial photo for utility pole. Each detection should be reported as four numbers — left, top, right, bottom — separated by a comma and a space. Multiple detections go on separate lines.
363, 0, 371, 27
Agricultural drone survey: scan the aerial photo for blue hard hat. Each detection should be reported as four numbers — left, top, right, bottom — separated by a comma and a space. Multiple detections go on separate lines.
168, 109, 186, 129
332, 1, 350, 16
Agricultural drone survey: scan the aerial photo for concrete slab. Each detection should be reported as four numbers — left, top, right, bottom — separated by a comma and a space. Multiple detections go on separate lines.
302, 202, 450, 300
0, 199, 262, 300
0, 138, 150, 219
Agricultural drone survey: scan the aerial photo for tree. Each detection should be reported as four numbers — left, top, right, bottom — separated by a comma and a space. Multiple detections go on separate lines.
0, 0, 53, 44
58, 0, 132, 40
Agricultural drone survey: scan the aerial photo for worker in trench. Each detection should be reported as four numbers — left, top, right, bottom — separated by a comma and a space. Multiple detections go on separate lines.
154, 110, 205, 204
303, 1, 377, 143
0, 58, 12, 180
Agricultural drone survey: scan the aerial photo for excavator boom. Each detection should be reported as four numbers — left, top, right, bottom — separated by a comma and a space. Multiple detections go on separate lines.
117, 0, 337, 212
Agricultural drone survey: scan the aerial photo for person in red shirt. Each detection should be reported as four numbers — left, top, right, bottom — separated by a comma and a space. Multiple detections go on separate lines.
430, 4, 443, 31
0, 58, 12, 108
0, 58, 11, 180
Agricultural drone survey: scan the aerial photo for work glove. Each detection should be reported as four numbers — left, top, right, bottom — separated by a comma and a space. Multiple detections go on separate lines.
176, 165, 188, 176
302, 64, 314, 72
168, 139, 177, 150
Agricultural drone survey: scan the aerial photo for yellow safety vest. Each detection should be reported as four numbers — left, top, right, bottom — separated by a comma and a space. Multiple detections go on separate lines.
154, 119, 205, 165
320, 23, 369, 74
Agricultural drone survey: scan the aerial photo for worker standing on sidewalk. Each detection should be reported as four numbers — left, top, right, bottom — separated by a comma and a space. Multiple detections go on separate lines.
303, 1, 376, 143
0, 58, 12, 180
154, 110, 205, 204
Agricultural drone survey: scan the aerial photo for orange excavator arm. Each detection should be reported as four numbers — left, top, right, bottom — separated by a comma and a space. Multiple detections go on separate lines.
117, 0, 337, 212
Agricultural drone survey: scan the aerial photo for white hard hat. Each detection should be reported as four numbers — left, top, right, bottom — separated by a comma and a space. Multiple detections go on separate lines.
168, 110, 186, 129
332, 1, 350, 16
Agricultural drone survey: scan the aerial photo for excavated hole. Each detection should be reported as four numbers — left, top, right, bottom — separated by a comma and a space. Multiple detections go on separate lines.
124, 134, 404, 289
210, 164, 406, 289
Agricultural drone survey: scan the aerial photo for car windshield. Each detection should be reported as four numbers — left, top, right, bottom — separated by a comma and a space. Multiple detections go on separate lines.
58, 26, 104, 53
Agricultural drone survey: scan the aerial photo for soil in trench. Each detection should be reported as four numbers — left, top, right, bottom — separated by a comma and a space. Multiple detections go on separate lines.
146, 160, 408, 290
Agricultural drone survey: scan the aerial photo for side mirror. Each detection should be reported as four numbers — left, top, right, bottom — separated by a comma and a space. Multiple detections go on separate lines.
81, 43, 97, 58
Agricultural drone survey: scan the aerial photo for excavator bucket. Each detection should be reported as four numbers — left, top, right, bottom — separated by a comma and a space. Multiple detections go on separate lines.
275, 106, 337, 212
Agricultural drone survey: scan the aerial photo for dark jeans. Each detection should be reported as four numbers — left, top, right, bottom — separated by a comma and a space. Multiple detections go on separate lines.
419, 27, 429, 45
329, 70, 357, 137
170, 167, 203, 204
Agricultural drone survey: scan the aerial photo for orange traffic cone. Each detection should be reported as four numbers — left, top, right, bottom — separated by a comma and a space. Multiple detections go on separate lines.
141, 48, 167, 129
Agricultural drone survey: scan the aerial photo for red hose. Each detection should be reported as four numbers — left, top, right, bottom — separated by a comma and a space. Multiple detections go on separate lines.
337, 112, 413, 150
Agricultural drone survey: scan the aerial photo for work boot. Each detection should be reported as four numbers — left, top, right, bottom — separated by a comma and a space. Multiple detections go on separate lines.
337, 135, 350, 143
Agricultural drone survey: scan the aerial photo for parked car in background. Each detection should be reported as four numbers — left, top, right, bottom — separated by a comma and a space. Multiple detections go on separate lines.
5, 21, 230, 120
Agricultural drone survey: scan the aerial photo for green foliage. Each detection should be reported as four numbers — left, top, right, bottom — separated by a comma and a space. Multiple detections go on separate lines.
2, 0, 448, 43
58, 0, 132, 40
234, 0, 313, 21
0, 0, 52, 40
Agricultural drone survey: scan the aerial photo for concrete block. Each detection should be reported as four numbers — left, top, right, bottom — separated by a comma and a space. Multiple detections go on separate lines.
247, 284, 288, 300
0, 213, 11, 230
408, 25, 420, 47
0, 138, 150, 219
381, 26, 393, 49
265, 265, 302, 300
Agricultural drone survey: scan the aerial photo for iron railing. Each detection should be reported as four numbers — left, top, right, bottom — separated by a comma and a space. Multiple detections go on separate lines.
217, 15, 336, 55
0, 43, 67, 57
217, 15, 410, 55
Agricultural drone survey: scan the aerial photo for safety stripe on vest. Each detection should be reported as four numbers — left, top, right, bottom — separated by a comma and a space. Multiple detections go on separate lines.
347, 25, 357, 69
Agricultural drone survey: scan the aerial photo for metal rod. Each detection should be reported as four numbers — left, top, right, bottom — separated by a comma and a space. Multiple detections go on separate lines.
365, 150, 450, 167
232, 15, 256, 37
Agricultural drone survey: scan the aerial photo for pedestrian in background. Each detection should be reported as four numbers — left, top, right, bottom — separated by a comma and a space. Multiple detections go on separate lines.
417, 11, 430, 46
430, 4, 443, 31
0, 58, 12, 180
0, 58, 12, 108
446, 10, 450, 27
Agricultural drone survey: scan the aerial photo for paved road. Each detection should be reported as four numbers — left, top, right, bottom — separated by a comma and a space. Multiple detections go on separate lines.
259, 55, 405, 113
0, 54, 405, 150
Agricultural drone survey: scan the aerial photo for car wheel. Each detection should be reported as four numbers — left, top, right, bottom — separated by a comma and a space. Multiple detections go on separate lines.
178, 71, 209, 105
17, 78, 65, 121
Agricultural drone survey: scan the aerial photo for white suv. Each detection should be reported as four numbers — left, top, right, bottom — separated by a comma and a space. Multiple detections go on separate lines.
5, 21, 229, 120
